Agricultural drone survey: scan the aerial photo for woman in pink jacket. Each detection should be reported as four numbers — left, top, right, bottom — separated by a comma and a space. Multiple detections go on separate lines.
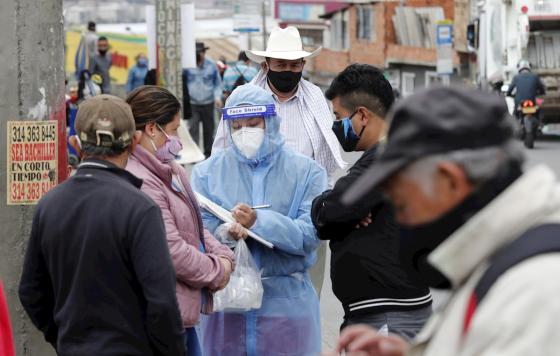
125, 85, 234, 356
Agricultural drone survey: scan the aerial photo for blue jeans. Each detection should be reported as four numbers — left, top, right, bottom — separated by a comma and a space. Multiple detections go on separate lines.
341, 306, 432, 342
185, 327, 202, 356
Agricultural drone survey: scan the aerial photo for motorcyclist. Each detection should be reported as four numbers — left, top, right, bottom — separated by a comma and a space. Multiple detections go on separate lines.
506, 60, 546, 117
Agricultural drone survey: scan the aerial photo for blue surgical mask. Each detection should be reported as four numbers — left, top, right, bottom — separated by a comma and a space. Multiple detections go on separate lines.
332, 111, 365, 152
137, 58, 148, 67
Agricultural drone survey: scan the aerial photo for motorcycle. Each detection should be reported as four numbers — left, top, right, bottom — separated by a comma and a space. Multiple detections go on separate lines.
517, 99, 541, 149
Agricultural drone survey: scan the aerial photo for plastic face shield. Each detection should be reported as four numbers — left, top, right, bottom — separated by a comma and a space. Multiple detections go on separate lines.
220, 104, 277, 152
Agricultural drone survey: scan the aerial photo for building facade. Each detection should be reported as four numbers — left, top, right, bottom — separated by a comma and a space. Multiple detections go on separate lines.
311, 0, 472, 95
275, 0, 347, 48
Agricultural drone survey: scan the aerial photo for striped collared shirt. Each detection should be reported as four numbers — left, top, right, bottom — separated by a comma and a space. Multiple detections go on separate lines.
263, 84, 314, 158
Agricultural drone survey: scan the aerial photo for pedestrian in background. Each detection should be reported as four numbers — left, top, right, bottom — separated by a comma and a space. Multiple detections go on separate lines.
125, 86, 234, 356
145, 68, 157, 85
192, 84, 327, 356
217, 55, 228, 80
184, 42, 223, 157
222, 51, 258, 100
75, 21, 99, 80
84, 21, 98, 64
181, 70, 193, 120
126, 53, 149, 93
312, 64, 432, 341
19, 95, 184, 355
90, 36, 112, 94
334, 86, 560, 355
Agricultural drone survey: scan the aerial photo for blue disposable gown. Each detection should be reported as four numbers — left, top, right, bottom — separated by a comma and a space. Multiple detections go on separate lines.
191, 84, 328, 356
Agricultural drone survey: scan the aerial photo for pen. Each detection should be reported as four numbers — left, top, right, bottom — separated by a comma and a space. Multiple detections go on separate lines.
251, 204, 271, 209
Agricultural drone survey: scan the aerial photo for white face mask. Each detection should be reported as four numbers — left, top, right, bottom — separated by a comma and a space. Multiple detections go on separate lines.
231, 127, 265, 159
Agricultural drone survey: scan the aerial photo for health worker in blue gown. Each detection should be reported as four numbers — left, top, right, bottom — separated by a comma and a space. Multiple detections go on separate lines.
191, 83, 327, 356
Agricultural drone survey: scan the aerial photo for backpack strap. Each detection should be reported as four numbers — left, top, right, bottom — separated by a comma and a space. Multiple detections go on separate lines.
463, 224, 560, 335
234, 65, 247, 80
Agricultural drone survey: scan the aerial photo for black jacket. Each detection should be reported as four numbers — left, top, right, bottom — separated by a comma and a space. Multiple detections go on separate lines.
19, 160, 184, 356
311, 147, 431, 318
507, 71, 546, 108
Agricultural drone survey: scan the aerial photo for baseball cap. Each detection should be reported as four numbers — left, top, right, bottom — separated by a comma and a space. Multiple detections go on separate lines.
75, 94, 135, 149
342, 86, 514, 205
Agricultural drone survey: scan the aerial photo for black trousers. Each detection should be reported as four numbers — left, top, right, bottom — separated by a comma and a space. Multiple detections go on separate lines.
189, 103, 215, 156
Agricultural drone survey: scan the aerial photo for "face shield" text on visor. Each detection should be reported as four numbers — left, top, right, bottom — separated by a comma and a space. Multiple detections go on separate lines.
222, 104, 276, 121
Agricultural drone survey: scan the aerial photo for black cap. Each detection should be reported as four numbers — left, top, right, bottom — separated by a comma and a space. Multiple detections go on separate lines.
342, 86, 514, 205
196, 42, 210, 53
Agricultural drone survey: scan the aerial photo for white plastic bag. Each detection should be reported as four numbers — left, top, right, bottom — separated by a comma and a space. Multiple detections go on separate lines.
213, 239, 263, 312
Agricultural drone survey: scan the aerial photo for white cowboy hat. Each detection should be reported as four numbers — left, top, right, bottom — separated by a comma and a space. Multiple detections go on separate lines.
246, 26, 322, 63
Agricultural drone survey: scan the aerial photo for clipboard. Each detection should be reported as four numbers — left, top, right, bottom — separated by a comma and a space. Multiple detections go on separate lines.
194, 191, 274, 249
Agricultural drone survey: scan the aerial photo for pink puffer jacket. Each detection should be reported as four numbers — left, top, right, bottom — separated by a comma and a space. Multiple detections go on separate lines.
127, 145, 234, 328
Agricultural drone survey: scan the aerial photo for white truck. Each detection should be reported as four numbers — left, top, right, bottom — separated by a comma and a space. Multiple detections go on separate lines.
474, 0, 560, 124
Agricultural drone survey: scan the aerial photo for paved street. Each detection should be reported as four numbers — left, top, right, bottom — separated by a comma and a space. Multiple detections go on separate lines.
525, 134, 560, 174
319, 134, 560, 351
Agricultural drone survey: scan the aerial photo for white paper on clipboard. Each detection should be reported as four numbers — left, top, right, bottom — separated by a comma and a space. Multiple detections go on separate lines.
194, 192, 274, 249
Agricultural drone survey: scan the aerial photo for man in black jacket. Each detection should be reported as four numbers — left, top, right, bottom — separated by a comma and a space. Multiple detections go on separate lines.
19, 95, 185, 355
506, 60, 546, 111
311, 64, 431, 340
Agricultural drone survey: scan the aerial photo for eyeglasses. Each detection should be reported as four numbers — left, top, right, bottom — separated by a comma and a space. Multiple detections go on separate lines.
268, 60, 304, 72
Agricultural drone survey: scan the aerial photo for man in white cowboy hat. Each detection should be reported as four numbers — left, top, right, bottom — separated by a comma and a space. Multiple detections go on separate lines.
213, 26, 344, 178
212, 26, 346, 295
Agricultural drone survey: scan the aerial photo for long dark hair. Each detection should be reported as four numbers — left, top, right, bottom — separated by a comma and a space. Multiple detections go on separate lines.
125, 85, 181, 129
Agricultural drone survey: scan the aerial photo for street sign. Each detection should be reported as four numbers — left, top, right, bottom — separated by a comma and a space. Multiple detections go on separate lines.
437, 24, 453, 45
436, 21, 454, 75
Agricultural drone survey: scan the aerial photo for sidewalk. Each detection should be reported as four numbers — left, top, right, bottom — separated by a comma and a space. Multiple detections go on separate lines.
319, 251, 343, 352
